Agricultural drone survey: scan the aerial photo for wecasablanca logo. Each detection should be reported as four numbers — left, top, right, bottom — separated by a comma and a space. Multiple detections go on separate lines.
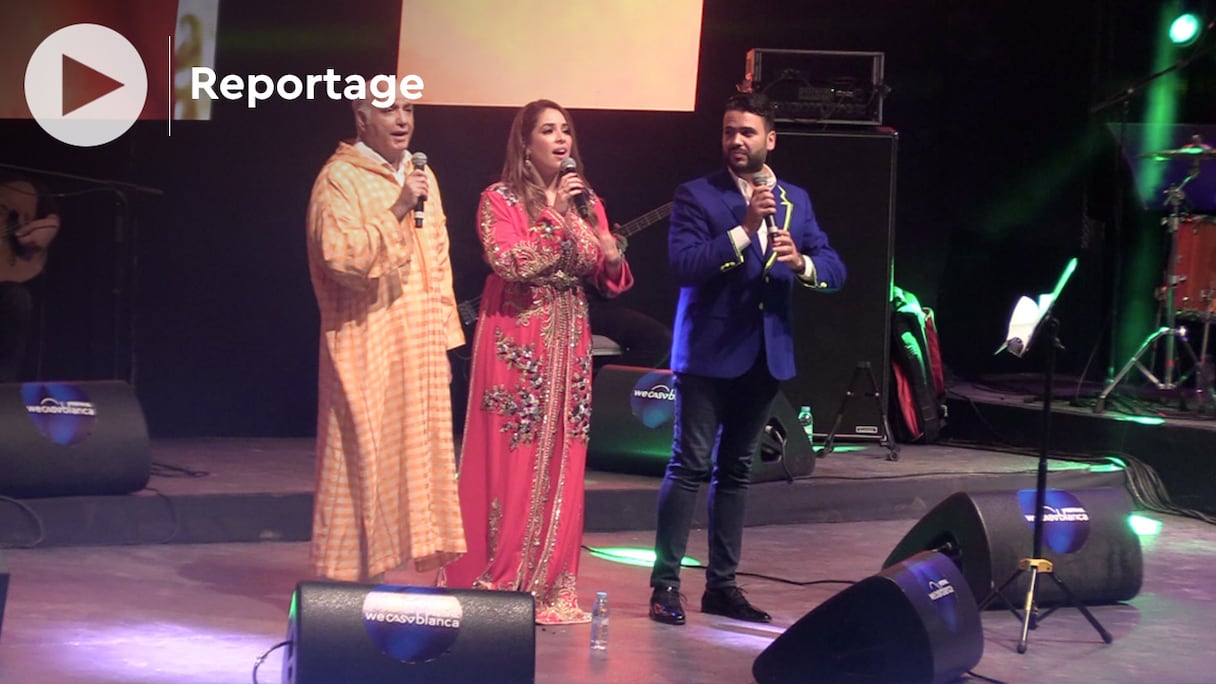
1017, 489, 1092, 554
927, 578, 956, 601
362, 587, 462, 664
21, 382, 98, 446
629, 370, 677, 429
189, 69, 424, 109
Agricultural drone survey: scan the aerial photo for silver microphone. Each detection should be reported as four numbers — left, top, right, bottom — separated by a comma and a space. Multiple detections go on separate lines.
411, 151, 428, 228
558, 157, 591, 219
753, 172, 776, 235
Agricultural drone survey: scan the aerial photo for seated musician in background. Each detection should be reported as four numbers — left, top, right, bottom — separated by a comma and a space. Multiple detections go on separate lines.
587, 233, 672, 369
0, 173, 60, 382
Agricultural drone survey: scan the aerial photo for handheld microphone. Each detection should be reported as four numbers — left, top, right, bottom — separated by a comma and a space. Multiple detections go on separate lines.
411, 151, 428, 228
752, 172, 776, 235
558, 157, 591, 219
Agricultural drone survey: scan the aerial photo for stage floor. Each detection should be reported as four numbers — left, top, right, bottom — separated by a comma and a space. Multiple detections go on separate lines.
1, 384, 1213, 683
2, 516, 1214, 684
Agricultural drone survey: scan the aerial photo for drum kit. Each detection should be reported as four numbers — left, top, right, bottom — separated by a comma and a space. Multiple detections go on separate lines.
1095, 136, 1216, 413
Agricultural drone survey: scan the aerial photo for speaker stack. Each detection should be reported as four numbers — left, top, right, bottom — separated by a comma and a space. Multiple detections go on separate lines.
753, 550, 983, 684
282, 582, 535, 684
587, 364, 814, 482
884, 488, 1143, 607
774, 129, 897, 442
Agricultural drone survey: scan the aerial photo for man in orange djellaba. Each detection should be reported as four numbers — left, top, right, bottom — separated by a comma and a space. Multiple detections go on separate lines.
305, 89, 466, 583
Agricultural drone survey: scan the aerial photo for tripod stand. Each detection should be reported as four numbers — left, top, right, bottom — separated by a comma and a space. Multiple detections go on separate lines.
980, 315, 1112, 653
817, 361, 899, 461
1095, 156, 1208, 413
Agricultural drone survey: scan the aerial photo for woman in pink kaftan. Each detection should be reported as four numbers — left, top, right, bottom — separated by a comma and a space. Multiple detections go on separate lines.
443, 100, 633, 624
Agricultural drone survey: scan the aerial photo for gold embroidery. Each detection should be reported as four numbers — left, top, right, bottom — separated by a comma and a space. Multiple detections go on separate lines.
534, 571, 590, 624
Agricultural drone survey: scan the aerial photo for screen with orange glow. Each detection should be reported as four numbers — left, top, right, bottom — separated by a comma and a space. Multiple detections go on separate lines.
397, 0, 704, 111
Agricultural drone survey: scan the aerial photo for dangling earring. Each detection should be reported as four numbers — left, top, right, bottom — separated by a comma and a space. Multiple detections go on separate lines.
524, 150, 532, 167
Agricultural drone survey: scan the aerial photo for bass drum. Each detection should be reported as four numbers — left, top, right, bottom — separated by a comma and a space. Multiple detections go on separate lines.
1174, 215, 1216, 316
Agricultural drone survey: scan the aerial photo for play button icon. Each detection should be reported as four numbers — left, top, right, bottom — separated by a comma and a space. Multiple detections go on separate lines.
62, 54, 127, 116
25, 23, 148, 147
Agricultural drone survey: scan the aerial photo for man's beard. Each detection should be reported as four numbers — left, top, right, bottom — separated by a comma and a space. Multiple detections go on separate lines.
726, 149, 763, 174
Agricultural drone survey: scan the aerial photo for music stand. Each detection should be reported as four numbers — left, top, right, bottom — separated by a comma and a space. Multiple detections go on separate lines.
982, 258, 1113, 653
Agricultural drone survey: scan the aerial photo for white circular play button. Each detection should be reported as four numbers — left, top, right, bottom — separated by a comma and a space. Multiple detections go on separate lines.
24, 23, 148, 148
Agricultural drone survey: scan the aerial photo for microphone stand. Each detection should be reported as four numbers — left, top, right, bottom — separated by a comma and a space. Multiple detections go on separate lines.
0, 162, 163, 385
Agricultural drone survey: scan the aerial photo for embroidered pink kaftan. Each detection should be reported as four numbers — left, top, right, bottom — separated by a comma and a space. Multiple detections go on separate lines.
443, 183, 633, 624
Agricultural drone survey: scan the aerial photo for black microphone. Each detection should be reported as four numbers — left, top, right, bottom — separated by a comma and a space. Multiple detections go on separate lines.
411, 151, 428, 228
753, 172, 776, 235
558, 157, 591, 219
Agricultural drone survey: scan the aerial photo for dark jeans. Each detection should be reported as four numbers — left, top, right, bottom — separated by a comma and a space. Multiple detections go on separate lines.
650, 355, 779, 591
0, 282, 32, 382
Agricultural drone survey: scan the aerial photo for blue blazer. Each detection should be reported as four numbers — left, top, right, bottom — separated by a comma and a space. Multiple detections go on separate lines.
667, 169, 846, 380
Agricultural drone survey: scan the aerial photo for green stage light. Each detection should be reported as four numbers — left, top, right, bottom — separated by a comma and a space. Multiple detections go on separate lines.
819, 445, 867, 454
1129, 514, 1163, 536
587, 546, 701, 569
1170, 12, 1203, 46
1111, 414, 1167, 426
1088, 461, 1125, 473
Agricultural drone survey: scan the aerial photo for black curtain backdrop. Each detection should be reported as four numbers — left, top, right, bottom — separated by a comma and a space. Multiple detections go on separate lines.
3, 0, 1207, 437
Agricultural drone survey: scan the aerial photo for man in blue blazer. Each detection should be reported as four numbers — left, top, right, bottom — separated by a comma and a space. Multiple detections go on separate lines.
649, 92, 846, 625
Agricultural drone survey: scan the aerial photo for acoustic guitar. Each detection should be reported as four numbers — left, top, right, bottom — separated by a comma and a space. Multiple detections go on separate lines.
0, 207, 48, 284
456, 201, 674, 326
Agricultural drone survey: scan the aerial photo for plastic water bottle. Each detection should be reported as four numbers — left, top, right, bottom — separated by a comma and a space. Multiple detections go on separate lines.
589, 591, 609, 651
798, 405, 814, 445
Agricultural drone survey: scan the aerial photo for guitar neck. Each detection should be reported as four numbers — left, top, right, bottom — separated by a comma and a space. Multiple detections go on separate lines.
615, 202, 673, 239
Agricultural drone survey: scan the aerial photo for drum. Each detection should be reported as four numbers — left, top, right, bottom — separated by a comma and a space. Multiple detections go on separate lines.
1174, 216, 1216, 315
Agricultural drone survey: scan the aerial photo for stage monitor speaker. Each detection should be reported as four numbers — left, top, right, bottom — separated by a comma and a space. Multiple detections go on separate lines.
883, 488, 1143, 607
283, 581, 535, 684
775, 129, 895, 441
587, 364, 814, 482
0, 381, 150, 498
753, 550, 983, 684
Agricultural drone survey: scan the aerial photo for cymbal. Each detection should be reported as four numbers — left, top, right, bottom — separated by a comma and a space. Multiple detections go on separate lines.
1141, 146, 1216, 161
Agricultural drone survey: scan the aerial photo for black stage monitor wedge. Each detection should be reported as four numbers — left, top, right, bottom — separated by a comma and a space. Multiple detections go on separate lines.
587, 364, 814, 482
282, 581, 535, 684
883, 488, 1143, 607
753, 550, 983, 684
0, 381, 150, 498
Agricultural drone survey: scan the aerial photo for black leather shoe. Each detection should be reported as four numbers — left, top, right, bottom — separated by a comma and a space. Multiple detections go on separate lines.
649, 586, 686, 625
701, 586, 771, 623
